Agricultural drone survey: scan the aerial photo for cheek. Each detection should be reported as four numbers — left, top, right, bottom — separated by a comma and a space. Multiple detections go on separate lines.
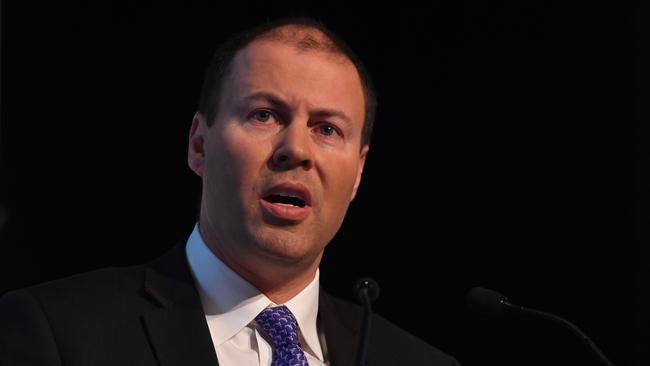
211, 130, 270, 194
323, 160, 359, 208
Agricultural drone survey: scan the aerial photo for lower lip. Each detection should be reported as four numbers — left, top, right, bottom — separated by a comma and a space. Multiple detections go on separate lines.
259, 199, 311, 222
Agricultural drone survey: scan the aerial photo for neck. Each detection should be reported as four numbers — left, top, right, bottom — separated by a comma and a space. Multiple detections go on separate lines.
236, 261, 320, 304
198, 223, 322, 305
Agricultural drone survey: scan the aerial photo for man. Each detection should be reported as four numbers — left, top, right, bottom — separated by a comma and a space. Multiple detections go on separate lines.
0, 17, 459, 365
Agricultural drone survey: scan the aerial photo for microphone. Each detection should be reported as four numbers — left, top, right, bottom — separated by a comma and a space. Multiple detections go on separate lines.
466, 287, 614, 366
354, 277, 380, 366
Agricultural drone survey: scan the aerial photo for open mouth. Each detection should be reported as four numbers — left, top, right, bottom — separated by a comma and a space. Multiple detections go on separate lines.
264, 194, 306, 208
260, 183, 312, 222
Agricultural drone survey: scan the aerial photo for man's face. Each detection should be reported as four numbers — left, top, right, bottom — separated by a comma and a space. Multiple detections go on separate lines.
188, 39, 368, 268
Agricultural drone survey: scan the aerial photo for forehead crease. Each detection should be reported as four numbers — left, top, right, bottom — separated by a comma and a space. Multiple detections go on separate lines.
229, 49, 286, 93
228, 42, 365, 122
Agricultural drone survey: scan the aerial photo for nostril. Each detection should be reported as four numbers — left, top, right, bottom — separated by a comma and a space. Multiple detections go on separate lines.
271, 150, 311, 170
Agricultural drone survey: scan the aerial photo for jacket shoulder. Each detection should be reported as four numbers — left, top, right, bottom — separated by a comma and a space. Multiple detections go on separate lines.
0, 265, 154, 333
0, 265, 154, 365
3, 265, 146, 306
323, 293, 460, 365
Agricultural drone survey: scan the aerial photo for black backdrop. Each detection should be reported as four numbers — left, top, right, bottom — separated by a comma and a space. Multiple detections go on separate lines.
1, 2, 646, 366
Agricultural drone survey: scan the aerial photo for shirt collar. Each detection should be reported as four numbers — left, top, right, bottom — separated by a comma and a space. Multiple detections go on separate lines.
185, 223, 323, 360
282, 266, 321, 360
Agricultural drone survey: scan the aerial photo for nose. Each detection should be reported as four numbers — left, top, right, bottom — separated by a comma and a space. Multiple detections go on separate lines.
271, 122, 313, 171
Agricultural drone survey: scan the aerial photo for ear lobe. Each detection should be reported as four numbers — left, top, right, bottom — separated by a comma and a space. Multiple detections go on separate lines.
188, 112, 207, 177
350, 145, 369, 202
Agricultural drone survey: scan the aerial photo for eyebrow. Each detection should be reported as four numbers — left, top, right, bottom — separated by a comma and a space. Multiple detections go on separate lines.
242, 91, 353, 126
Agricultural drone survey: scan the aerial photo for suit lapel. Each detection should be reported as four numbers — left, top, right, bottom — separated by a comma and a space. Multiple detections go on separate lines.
318, 290, 361, 366
141, 243, 220, 366
139, 243, 364, 366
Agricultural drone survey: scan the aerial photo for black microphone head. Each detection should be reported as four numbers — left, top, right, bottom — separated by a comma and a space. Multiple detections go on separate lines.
466, 287, 509, 317
354, 277, 380, 302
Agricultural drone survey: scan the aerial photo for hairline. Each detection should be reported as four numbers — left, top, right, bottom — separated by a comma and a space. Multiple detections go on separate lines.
200, 21, 375, 148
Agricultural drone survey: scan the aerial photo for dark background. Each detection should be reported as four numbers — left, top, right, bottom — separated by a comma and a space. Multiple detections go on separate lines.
1, 1, 646, 366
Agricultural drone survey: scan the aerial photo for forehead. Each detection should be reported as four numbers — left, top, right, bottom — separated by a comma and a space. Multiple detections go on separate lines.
222, 39, 366, 126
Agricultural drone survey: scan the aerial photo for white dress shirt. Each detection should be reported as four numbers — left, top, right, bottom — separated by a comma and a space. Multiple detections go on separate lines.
185, 223, 326, 365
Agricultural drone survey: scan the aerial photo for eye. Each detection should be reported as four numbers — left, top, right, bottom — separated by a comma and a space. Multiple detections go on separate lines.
251, 110, 275, 123
317, 124, 339, 137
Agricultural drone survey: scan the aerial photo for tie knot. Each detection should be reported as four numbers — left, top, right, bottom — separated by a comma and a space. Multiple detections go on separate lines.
255, 305, 300, 348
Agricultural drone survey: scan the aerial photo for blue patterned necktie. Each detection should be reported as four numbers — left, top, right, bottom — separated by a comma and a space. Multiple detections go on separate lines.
255, 305, 310, 366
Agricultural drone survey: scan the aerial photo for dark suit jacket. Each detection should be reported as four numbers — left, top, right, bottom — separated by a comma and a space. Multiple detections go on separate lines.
0, 243, 459, 366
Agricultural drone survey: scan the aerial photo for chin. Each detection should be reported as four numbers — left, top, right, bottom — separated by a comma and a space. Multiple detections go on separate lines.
253, 232, 323, 265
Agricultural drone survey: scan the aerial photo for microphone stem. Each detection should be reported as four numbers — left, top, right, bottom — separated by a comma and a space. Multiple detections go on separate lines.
355, 287, 373, 366
503, 301, 614, 366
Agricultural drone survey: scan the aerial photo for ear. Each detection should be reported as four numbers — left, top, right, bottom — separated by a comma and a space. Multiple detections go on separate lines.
188, 112, 207, 177
350, 145, 369, 202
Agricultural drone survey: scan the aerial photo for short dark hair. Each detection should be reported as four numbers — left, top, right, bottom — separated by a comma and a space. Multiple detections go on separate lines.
197, 17, 377, 147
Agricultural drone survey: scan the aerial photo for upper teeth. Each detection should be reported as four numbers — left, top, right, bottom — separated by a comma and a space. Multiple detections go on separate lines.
274, 191, 302, 200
